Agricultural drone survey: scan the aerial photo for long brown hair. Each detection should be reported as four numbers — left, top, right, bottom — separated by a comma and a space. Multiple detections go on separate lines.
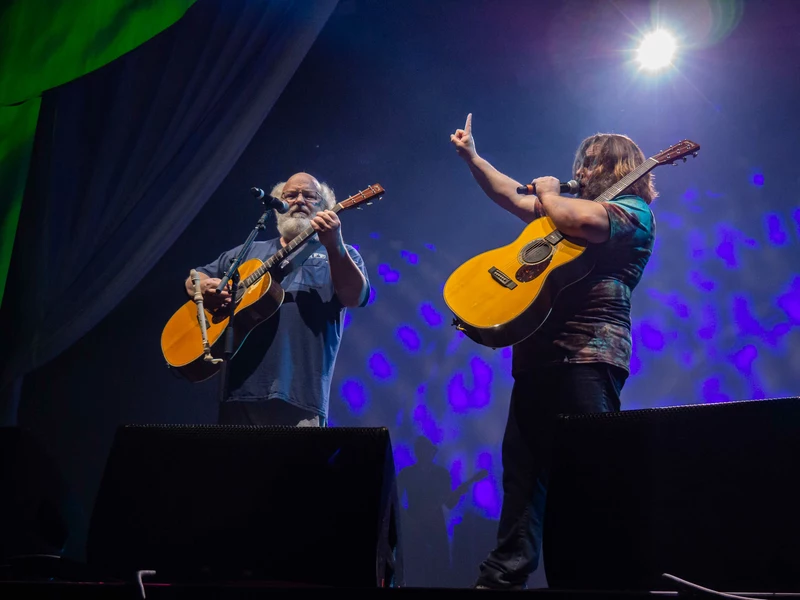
572, 133, 658, 204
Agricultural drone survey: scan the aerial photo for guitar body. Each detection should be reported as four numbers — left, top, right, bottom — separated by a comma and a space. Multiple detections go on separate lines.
160, 258, 285, 382
443, 216, 594, 349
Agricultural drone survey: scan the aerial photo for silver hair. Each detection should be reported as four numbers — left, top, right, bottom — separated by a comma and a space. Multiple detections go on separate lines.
269, 178, 336, 210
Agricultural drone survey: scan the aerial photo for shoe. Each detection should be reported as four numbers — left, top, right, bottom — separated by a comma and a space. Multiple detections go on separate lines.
472, 581, 527, 590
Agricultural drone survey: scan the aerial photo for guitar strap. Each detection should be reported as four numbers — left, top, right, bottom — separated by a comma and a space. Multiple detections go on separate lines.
272, 237, 321, 283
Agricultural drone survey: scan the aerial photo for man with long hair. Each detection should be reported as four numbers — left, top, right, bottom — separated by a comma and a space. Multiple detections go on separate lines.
450, 114, 657, 589
185, 172, 369, 427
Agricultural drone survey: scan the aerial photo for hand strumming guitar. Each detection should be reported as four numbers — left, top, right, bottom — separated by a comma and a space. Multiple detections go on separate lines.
184, 272, 231, 311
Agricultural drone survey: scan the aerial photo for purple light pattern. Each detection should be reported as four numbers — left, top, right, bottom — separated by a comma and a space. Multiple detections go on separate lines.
333, 179, 800, 529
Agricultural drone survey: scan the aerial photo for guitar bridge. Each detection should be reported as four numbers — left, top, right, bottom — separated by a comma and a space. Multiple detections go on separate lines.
489, 266, 517, 290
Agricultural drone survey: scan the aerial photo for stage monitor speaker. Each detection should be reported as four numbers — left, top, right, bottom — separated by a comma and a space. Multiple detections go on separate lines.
86, 424, 402, 587
0, 427, 70, 560
543, 396, 800, 592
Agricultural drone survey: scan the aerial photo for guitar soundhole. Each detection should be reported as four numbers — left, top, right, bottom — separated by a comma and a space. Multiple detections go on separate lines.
520, 239, 553, 264
515, 239, 553, 283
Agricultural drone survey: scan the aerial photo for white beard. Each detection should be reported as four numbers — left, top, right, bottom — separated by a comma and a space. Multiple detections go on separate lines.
275, 210, 313, 241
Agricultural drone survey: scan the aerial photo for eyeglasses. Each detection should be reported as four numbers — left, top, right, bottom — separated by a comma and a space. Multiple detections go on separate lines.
280, 190, 320, 201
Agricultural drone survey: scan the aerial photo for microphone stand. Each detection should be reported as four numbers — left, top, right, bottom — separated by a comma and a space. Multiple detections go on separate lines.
216, 202, 273, 405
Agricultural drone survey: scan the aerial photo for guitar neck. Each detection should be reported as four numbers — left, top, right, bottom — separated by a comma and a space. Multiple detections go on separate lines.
543, 157, 658, 245
243, 203, 345, 288
240, 182, 385, 287
592, 157, 658, 203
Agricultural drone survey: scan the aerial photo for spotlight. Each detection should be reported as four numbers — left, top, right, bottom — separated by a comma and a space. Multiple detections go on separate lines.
636, 29, 677, 71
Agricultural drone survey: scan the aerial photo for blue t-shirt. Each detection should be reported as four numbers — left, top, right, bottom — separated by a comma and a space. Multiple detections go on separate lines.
512, 194, 656, 374
197, 238, 370, 417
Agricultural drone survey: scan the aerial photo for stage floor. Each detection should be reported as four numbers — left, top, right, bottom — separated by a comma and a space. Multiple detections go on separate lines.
2, 581, 799, 599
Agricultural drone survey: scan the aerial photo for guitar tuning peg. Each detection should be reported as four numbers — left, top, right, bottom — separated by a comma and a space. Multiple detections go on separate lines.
683, 157, 687, 162
693, 152, 698, 157
367, 201, 373, 205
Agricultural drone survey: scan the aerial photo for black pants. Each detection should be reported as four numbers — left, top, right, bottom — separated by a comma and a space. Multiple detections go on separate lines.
476, 362, 626, 589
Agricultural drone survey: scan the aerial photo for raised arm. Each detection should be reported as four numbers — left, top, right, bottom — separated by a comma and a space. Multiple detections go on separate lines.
450, 113, 542, 223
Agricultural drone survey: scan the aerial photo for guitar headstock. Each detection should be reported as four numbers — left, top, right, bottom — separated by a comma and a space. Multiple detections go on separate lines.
338, 183, 385, 211
652, 140, 700, 166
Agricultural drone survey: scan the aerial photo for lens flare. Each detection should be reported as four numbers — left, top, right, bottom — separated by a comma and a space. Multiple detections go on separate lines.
636, 29, 677, 70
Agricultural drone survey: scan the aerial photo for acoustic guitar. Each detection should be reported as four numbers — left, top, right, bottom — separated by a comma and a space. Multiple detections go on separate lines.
442, 140, 700, 349
161, 184, 385, 382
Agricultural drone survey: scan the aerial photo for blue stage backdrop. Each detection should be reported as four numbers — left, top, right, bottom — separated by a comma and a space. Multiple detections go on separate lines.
11, 0, 799, 589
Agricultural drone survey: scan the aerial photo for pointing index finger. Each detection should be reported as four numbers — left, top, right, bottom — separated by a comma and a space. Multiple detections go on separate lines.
464, 113, 472, 134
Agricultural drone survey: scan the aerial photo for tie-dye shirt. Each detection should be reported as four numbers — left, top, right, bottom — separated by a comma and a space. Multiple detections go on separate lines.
512, 194, 656, 375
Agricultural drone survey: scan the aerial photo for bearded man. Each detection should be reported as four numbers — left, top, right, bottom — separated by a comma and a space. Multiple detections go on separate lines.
185, 172, 370, 426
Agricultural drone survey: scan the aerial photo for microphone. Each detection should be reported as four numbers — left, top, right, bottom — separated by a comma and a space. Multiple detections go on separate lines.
516, 179, 580, 196
251, 186, 289, 213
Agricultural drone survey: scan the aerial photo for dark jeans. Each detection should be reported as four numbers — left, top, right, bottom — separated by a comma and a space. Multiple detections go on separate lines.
476, 362, 626, 590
